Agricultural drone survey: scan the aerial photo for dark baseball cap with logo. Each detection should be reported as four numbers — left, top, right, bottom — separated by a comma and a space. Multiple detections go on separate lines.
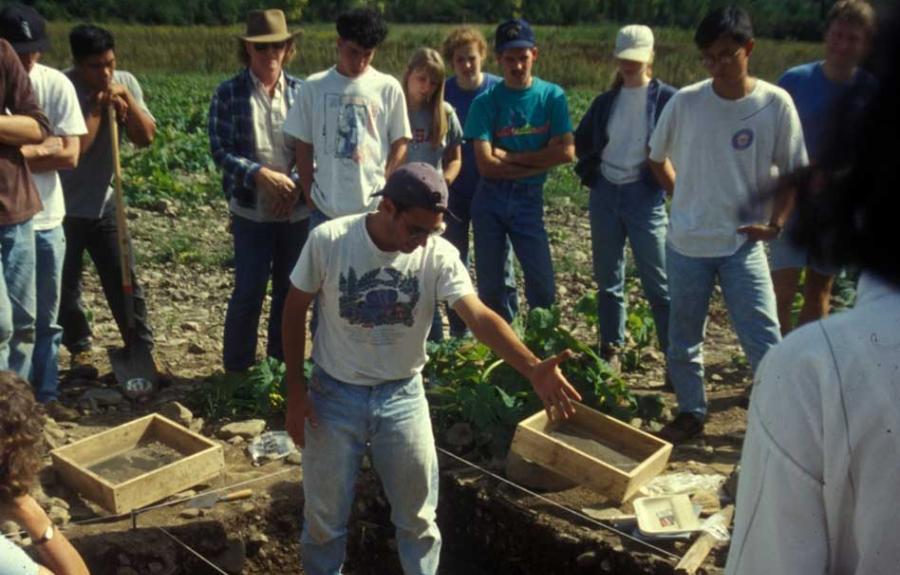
495, 18, 535, 53
372, 162, 456, 218
0, 3, 49, 54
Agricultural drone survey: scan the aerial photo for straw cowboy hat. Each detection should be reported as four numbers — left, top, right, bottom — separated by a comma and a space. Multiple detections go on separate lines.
239, 9, 300, 43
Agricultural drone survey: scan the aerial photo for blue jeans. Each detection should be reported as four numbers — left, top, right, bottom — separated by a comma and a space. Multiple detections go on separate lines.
301, 367, 440, 575
0, 219, 36, 378
471, 179, 554, 322
223, 215, 309, 371
666, 240, 781, 418
443, 187, 518, 337
31, 226, 65, 402
589, 176, 670, 352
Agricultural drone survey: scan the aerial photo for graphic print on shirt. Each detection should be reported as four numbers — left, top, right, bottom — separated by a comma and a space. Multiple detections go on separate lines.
339, 266, 421, 328
495, 107, 549, 138
326, 94, 376, 162
732, 128, 755, 151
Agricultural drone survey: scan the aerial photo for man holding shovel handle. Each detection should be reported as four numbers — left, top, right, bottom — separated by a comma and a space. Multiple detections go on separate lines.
58, 25, 157, 382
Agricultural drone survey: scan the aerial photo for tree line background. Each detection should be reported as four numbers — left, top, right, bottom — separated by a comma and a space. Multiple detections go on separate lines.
14, 0, 894, 40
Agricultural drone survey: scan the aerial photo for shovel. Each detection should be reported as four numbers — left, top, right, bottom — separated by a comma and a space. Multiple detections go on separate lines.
188, 488, 254, 509
107, 104, 159, 391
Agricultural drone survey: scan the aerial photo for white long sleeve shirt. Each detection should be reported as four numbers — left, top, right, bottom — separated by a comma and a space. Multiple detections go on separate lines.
726, 272, 900, 575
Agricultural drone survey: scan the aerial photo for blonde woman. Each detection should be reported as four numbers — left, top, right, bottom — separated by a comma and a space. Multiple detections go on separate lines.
574, 25, 676, 370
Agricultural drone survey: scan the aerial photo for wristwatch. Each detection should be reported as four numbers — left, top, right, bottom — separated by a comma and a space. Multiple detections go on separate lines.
34, 523, 54, 546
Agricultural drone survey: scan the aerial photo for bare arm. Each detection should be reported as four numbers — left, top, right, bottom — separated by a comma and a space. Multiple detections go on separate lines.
295, 140, 315, 209
79, 105, 103, 155
22, 136, 81, 173
452, 294, 581, 420
282, 286, 318, 447
0, 115, 44, 146
441, 143, 461, 186
385, 138, 408, 178
472, 139, 547, 181
649, 158, 675, 196
498, 133, 575, 170
1, 495, 89, 575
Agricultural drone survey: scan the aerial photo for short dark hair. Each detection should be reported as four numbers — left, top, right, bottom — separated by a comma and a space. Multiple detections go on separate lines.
694, 6, 754, 50
336, 7, 387, 49
0, 371, 45, 503
790, 13, 900, 286
69, 24, 114, 62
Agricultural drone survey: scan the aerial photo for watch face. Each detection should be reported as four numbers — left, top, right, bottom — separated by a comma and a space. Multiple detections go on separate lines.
37, 524, 54, 545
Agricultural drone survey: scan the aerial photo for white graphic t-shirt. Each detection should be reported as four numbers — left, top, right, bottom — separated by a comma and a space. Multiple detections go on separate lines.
28, 63, 88, 230
284, 67, 411, 219
290, 214, 474, 385
649, 79, 807, 258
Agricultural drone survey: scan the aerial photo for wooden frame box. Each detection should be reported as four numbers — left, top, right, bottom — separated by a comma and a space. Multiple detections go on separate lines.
509, 402, 672, 503
51, 414, 225, 514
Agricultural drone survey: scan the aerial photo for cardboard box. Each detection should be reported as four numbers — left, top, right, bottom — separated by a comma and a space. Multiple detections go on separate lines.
509, 402, 671, 503
51, 414, 225, 514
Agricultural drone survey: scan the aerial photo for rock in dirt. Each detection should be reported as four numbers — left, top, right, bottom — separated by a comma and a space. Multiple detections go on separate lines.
286, 451, 303, 466
180, 321, 201, 332
189, 417, 205, 434
212, 538, 246, 574
187, 342, 206, 354
179, 508, 202, 519
48, 505, 71, 527
1, 520, 19, 536
218, 420, 266, 440
79, 388, 124, 407
443, 422, 474, 450
159, 401, 193, 427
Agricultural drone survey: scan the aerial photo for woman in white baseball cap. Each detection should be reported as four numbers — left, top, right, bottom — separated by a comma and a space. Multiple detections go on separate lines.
574, 24, 676, 375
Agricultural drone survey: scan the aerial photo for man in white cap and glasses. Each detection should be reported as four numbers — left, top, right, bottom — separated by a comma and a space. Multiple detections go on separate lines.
0, 3, 87, 419
282, 162, 582, 575
209, 9, 309, 374
575, 24, 675, 374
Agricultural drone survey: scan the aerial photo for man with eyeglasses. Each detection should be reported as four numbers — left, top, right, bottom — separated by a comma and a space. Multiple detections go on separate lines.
284, 7, 410, 231
208, 9, 309, 374
648, 6, 807, 442
282, 162, 581, 575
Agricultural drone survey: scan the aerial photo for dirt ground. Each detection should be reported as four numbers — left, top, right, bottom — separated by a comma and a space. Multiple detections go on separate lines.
25, 202, 756, 574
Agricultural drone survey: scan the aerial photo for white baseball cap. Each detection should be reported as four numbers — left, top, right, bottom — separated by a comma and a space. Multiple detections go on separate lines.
614, 25, 654, 63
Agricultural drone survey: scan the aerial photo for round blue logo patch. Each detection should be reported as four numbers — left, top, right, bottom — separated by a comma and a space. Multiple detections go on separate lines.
732, 128, 754, 150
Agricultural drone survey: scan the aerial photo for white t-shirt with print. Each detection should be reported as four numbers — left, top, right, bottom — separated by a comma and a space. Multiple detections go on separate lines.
283, 66, 411, 219
28, 63, 88, 230
601, 84, 648, 184
649, 79, 807, 257
290, 214, 474, 385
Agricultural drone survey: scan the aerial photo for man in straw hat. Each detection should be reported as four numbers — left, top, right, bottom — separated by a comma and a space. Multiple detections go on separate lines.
209, 9, 309, 374
57, 24, 156, 377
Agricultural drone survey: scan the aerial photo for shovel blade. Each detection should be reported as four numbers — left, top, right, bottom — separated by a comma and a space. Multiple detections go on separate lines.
109, 344, 159, 393
188, 492, 219, 509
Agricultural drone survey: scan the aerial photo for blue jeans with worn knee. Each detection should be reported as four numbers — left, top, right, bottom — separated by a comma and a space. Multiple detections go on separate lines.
301, 366, 440, 575
589, 175, 669, 352
31, 226, 65, 402
471, 179, 554, 322
0, 219, 36, 378
223, 215, 309, 371
666, 240, 781, 418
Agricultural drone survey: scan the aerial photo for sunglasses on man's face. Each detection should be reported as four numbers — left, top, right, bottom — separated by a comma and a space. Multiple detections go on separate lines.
253, 41, 287, 52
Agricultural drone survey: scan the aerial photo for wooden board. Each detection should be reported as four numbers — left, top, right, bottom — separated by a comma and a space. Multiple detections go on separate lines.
51, 414, 225, 514
509, 402, 672, 503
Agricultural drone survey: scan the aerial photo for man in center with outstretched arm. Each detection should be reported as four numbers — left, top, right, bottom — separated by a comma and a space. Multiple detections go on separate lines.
282, 162, 581, 575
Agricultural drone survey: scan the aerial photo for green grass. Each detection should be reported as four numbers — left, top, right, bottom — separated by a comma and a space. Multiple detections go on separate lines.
41, 22, 821, 89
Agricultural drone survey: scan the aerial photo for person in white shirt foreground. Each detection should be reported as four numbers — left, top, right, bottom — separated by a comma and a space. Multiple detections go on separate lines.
281, 162, 581, 575
726, 10, 900, 574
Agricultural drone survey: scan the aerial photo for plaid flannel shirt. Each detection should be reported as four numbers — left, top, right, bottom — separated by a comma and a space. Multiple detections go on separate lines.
208, 68, 303, 209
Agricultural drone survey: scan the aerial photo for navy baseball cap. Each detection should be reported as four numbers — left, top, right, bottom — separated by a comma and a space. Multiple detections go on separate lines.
373, 163, 457, 219
495, 19, 535, 53
0, 4, 50, 54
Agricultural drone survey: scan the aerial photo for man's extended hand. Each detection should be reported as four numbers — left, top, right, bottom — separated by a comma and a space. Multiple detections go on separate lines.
737, 223, 781, 241
285, 378, 318, 448
528, 349, 581, 421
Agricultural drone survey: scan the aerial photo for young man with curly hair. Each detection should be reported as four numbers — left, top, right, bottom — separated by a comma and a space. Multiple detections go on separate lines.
285, 7, 410, 230
0, 371, 89, 574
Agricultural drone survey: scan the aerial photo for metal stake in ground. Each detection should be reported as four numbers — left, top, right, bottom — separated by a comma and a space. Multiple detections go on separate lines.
107, 104, 159, 389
